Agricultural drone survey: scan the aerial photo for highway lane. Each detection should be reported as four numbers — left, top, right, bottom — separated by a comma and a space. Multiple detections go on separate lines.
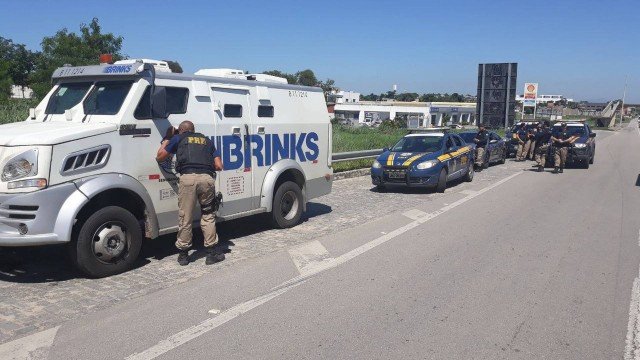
4, 125, 640, 359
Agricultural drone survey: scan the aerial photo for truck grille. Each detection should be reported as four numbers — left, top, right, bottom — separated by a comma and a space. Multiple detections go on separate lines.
60, 145, 111, 175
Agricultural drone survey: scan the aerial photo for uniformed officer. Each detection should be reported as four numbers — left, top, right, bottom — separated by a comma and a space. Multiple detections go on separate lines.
473, 124, 489, 171
156, 121, 225, 266
514, 123, 528, 161
550, 122, 577, 174
524, 124, 538, 160
534, 121, 552, 172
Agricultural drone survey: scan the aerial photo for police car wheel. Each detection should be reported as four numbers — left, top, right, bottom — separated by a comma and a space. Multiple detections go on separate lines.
436, 168, 447, 193
271, 181, 303, 229
589, 152, 595, 164
499, 150, 506, 164
464, 164, 474, 182
71, 206, 143, 278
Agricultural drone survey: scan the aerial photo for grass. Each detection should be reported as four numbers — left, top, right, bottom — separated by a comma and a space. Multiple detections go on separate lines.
0, 98, 38, 124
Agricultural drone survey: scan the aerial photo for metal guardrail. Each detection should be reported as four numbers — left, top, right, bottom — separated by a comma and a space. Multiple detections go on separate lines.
332, 149, 383, 163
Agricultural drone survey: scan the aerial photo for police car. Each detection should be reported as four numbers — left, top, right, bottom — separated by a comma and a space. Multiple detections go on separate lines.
458, 131, 506, 167
0, 58, 333, 277
548, 121, 596, 168
371, 132, 474, 192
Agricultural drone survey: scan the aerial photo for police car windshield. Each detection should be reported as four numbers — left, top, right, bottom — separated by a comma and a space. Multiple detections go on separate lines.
458, 133, 478, 144
391, 136, 443, 153
553, 126, 585, 137
45, 82, 92, 114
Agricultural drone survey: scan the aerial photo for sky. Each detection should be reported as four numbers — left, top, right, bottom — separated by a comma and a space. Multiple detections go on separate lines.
1, 0, 638, 102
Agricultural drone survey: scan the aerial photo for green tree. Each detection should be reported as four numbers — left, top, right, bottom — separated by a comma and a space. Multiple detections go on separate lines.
30, 18, 124, 98
295, 69, 318, 87
262, 70, 297, 84
395, 92, 419, 102
163, 60, 183, 73
0, 37, 40, 97
0, 59, 13, 101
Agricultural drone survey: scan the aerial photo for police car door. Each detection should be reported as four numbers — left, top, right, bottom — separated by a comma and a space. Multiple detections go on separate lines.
444, 135, 459, 176
211, 87, 255, 216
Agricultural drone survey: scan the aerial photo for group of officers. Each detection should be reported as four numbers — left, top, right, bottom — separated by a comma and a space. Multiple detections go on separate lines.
473, 121, 578, 174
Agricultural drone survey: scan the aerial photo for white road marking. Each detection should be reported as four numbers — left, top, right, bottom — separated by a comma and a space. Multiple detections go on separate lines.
287, 240, 332, 275
402, 209, 428, 221
208, 309, 220, 315
0, 326, 60, 360
625, 266, 640, 360
459, 189, 477, 195
637, 229, 640, 247
126, 171, 522, 360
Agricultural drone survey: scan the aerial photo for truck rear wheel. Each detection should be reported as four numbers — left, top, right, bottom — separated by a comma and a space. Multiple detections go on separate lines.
271, 181, 303, 229
70, 206, 142, 278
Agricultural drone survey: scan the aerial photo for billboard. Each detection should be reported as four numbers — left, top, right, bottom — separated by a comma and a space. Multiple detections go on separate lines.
476, 63, 518, 128
524, 83, 538, 100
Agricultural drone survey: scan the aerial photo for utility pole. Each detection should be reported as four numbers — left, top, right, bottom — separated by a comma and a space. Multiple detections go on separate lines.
620, 75, 628, 128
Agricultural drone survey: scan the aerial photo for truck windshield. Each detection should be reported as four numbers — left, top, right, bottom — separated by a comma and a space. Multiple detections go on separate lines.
83, 81, 133, 115
45, 82, 92, 114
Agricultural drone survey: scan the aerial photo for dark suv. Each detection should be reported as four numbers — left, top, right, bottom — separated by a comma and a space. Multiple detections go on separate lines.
549, 122, 596, 168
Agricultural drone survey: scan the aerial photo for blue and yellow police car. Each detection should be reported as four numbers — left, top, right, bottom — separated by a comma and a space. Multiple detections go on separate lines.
371, 132, 474, 192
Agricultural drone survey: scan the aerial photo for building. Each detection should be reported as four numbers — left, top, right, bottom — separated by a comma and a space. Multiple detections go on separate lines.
327, 90, 360, 104
333, 100, 476, 128
10, 85, 33, 99
515, 94, 573, 104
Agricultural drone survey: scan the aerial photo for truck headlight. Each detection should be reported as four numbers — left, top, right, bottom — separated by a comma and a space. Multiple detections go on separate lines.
2, 150, 38, 182
372, 160, 382, 169
416, 160, 438, 170
574, 143, 586, 148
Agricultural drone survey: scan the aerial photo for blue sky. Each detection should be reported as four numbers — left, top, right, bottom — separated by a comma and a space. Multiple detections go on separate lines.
1, 0, 638, 102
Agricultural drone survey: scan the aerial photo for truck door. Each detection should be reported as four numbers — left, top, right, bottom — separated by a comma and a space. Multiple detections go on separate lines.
211, 87, 255, 216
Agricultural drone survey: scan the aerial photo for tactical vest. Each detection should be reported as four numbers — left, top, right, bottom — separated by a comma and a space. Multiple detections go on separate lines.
175, 132, 215, 174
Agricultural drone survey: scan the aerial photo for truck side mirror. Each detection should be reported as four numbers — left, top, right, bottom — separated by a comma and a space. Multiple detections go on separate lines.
151, 87, 168, 118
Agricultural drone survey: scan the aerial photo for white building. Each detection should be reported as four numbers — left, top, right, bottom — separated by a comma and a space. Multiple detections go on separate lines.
333, 101, 476, 128
515, 94, 573, 103
327, 90, 360, 104
10, 85, 33, 99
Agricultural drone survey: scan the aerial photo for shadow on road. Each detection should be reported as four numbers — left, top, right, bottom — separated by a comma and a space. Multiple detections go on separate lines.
0, 201, 332, 283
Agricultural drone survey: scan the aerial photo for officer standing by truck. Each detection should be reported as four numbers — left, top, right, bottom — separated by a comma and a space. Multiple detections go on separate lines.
473, 124, 489, 171
514, 123, 528, 161
156, 121, 225, 266
534, 121, 552, 172
550, 122, 576, 174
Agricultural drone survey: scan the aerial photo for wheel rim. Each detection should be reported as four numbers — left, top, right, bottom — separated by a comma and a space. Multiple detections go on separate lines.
280, 191, 299, 221
92, 222, 128, 264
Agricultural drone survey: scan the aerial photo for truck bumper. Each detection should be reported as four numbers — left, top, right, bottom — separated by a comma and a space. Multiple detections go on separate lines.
0, 182, 79, 246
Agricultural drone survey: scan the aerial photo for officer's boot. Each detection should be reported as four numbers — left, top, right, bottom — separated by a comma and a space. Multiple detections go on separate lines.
177, 250, 189, 266
205, 247, 225, 265
538, 165, 544, 172
552, 167, 559, 174
559, 167, 564, 173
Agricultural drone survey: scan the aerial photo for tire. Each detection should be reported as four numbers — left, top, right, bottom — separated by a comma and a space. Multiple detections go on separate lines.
463, 163, 474, 182
436, 168, 447, 193
271, 181, 303, 229
589, 151, 594, 164
70, 206, 142, 278
499, 149, 506, 164
376, 184, 387, 192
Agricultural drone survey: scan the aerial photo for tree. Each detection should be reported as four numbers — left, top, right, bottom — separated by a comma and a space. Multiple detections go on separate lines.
0, 37, 40, 97
0, 59, 12, 101
30, 18, 124, 98
262, 70, 297, 85
163, 60, 183, 73
395, 92, 419, 102
295, 69, 318, 87
319, 78, 337, 94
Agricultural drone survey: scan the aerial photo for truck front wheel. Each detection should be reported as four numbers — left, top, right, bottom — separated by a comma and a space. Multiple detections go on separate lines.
271, 181, 303, 229
70, 206, 142, 278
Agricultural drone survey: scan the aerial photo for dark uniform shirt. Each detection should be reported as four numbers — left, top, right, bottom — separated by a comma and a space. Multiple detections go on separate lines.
166, 131, 220, 174
535, 128, 551, 144
554, 130, 572, 147
474, 130, 489, 148
517, 129, 528, 142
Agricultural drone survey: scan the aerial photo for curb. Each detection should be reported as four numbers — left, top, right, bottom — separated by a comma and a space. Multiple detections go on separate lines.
334, 168, 370, 181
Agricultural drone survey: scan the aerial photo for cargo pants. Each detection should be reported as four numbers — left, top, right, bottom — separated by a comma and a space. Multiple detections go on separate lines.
535, 144, 550, 167
527, 140, 536, 159
516, 141, 526, 160
554, 147, 568, 168
176, 173, 218, 251
475, 146, 485, 167
522, 139, 535, 160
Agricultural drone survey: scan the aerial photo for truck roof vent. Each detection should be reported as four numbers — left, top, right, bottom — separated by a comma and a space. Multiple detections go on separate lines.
61, 145, 111, 176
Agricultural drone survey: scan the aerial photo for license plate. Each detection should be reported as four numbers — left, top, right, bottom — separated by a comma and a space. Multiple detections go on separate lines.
387, 171, 405, 179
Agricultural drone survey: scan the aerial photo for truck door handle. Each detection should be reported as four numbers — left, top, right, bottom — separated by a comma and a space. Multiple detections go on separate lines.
232, 126, 241, 136
257, 126, 265, 134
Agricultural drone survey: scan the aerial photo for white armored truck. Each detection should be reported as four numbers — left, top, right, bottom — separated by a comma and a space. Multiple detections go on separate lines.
0, 59, 333, 277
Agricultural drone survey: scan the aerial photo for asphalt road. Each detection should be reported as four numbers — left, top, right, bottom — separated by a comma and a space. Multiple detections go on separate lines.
3, 122, 640, 359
